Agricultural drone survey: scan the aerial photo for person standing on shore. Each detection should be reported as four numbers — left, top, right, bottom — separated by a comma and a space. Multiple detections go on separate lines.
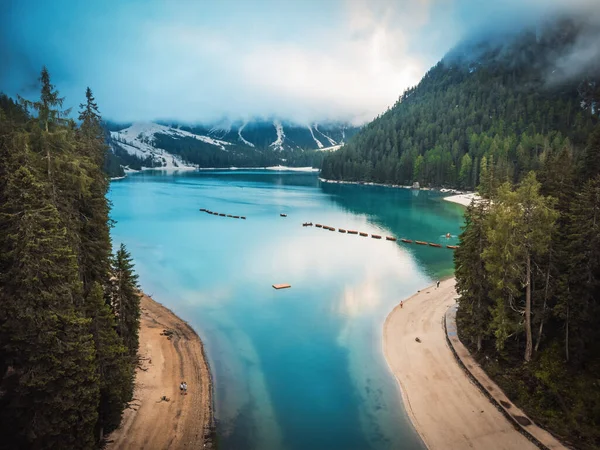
400, 301, 403, 309
437, 280, 440, 288
183, 382, 188, 395
180, 382, 184, 395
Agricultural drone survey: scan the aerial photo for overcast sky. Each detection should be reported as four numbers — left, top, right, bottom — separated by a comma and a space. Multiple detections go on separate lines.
0, 0, 597, 124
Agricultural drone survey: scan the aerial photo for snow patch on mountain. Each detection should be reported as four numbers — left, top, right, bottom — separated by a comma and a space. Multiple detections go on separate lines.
238, 122, 255, 148
319, 144, 343, 152
113, 122, 231, 150
270, 121, 285, 151
307, 125, 324, 149
314, 124, 337, 146
111, 137, 193, 169
110, 122, 234, 169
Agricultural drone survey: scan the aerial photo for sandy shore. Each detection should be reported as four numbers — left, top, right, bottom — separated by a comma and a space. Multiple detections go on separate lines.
383, 279, 537, 450
444, 192, 480, 207
106, 294, 214, 449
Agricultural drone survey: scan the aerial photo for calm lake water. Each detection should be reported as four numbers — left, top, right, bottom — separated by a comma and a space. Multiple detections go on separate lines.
108, 170, 464, 450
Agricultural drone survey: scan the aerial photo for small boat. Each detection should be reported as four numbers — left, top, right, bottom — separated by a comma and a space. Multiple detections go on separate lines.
315, 224, 323, 228
347, 230, 358, 234
429, 243, 442, 248
447, 245, 459, 249
338, 228, 346, 233
386, 236, 397, 241
359, 232, 368, 237
401, 239, 413, 244
415, 241, 427, 245
241, 216, 246, 220
273, 283, 291, 290
371, 234, 382, 239
280, 213, 287, 217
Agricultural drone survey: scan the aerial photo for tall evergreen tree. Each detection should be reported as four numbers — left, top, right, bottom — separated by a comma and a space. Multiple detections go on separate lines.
0, 167, 98, 449
84, 283, 133, 439
111, 244, 140, 358
455, 200, 492, 351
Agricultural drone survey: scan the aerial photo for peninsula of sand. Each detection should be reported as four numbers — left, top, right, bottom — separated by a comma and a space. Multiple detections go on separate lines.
383, 279, 538, 449
106, 294, 214, 449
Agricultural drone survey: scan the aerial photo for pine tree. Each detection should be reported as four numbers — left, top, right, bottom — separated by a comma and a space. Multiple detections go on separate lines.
562, 176, 600, 365
85, 283, 134, 439
582, 125, 600, 182
0, 166, 99, 449
111, 244, 140, 358
483, 173, 558, 361
455, 200, 492, 351
76, 88, 112, 295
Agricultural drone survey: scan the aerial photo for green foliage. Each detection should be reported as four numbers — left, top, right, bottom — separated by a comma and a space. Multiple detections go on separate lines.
111, 244, 140, 359
0, 68, 140, 448
321, 24, 598, 188
456, 155, 599, 447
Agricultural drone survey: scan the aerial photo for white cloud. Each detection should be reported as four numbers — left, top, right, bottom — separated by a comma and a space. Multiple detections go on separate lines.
92, 0, 439, 124
6, 0, 598, 124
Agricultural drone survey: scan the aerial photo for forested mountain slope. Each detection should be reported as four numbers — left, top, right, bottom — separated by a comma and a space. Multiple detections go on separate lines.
321, 19, 599, 188
0, 71, 141, 448
103, 120, 358, 177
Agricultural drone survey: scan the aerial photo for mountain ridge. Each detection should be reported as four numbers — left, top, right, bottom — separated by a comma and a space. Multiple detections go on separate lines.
321, 17, 599, 189
106, 119, 358, 175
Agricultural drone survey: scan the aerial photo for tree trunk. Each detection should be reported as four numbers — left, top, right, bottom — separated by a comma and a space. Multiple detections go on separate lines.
565, 303, 570, 362
525, 253, 533, 362
535, 265, 551, 352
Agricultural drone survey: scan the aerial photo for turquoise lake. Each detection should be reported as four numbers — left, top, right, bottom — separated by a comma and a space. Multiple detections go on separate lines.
108, 170, 464, 450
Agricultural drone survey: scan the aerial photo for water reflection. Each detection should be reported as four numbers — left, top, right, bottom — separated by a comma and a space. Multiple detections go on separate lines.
109, 171, 459, 450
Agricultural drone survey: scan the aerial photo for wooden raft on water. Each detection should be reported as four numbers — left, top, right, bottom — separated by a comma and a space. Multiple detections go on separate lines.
273, 284, 291, 290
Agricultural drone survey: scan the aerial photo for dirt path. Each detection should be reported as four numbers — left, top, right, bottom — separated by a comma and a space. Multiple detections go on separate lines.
383, 279, 537, 450
106, 294, 214, 450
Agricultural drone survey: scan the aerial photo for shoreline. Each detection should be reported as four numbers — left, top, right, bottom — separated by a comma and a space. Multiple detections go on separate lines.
319, 177, 474, 196
383, 278, 537, 449
443, 192, 481, 207
111, 165, 320, 180
106, 293, 215, 449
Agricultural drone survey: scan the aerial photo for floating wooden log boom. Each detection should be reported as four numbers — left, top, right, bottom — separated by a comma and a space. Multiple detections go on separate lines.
305, 220, 458, 249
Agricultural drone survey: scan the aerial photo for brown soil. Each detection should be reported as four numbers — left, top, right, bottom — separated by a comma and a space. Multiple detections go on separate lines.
106, 294, 214, 450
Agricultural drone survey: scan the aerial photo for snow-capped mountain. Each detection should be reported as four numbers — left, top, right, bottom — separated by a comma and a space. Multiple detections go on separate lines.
108, 120, 358, 170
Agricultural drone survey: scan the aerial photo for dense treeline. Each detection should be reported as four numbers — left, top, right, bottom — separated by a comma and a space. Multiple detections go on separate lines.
321, 21, 599, 188
455, 126, 600, 449
0, 69, 141, 448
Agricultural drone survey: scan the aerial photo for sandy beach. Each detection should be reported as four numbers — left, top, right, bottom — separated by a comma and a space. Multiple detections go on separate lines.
383, 279, 537, 450
444, 192, 481, 207
106, 294, 213, 449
